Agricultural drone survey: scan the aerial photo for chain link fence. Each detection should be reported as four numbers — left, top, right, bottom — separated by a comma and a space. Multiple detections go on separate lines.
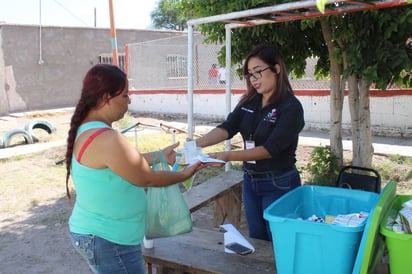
127, 35, 331, 91
127, 34, 245, 90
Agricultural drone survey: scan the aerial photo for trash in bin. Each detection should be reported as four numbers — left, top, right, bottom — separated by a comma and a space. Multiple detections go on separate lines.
263, 185, 379, 274
380, 194, 412, 274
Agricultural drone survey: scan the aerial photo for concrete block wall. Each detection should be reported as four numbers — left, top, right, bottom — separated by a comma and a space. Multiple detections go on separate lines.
0, 24, 185, 114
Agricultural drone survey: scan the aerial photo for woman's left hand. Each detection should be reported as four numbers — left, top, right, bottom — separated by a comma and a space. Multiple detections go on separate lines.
162, 142, 180, 166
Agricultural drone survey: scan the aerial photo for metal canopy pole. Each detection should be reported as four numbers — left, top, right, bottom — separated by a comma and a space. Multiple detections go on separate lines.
224, 25, 233, 171
187, 24, 194, 140
187, 1, 410, 28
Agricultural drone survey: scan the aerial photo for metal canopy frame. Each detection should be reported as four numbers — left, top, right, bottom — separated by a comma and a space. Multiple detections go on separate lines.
186, 0, 411, 139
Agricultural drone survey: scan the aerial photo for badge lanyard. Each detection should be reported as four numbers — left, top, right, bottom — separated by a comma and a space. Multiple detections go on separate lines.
246, 135, 256, 164
246, 105, 261, 165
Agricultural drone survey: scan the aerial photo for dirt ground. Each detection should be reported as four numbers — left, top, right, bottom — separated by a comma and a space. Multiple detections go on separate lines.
0, 109, 410, 274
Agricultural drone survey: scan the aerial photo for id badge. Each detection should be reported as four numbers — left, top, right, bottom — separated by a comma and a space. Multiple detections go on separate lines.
245, 140, 256, 164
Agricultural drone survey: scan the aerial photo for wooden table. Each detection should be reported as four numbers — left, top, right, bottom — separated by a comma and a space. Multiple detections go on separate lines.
143, 227, 276, 274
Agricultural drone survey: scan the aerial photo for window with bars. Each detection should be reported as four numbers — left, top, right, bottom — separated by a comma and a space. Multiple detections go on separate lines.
166, 54, 187, 78
98, 53, 126, 72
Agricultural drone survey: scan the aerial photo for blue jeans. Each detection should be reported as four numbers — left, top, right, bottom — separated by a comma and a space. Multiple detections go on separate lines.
70, 232, 146, 274
242, 167, 301, 241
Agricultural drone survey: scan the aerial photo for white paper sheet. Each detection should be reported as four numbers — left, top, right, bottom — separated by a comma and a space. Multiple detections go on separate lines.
220, 224, 255, 254
196, 154, 226, 164
188, 154, 226, 166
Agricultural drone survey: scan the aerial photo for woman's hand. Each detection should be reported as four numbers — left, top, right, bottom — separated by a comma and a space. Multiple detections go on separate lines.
209, 151, 230, 162
162, 142, 180, 166
182, 161, 205, 177
205, 152, 228, 168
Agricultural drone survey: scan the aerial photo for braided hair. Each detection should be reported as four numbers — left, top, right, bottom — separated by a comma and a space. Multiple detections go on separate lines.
65, 64, 127, 199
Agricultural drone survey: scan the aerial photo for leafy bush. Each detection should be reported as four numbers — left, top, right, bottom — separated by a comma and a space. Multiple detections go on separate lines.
305, 145, 339, 186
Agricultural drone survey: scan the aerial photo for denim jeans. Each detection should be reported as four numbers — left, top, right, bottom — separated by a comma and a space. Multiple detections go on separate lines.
70, 232, 146, 274
242, 167, 301, 241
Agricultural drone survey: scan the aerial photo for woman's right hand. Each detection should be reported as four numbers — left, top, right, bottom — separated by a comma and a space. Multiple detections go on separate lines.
182, 161, 204, 178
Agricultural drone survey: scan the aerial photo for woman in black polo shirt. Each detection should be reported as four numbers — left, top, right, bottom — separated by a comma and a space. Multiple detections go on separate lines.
196, 44, 305, 241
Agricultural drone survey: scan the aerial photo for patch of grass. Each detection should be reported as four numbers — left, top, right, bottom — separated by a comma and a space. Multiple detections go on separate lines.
31, 199, 39, 207
375, 162, 392, 180
113, 112, 135, 131
387, 154, 412, 165
133, 132, 187, 152
374, 157, 412, 185
0, 147, 67, 214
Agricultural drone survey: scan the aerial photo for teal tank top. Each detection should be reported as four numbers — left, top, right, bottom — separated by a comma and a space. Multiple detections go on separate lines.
69, 121, 146, 245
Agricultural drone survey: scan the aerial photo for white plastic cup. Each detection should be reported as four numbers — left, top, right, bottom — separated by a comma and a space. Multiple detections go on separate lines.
143, 236, 154, 249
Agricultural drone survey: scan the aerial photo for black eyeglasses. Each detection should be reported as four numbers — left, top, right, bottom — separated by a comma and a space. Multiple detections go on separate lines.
244, 66, 273, 80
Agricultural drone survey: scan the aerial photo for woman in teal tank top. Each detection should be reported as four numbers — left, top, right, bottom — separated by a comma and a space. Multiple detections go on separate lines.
65, 64, 205, 274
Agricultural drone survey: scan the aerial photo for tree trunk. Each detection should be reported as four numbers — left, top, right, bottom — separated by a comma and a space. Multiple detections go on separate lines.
347, 76, 373, 167
320, 18, 344, 166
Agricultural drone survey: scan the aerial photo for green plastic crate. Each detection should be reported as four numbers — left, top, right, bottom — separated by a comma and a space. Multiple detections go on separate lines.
380, 194, 412, 274
352, 182, 397, 274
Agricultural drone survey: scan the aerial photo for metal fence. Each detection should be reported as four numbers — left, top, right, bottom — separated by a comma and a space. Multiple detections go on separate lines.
126, 36, 336, 91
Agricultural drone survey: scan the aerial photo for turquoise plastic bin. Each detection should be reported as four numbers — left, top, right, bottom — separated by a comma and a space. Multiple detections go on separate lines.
263, 185, 379, 274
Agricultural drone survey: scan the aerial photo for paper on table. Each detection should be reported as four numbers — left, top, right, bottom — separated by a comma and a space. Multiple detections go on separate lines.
220, 224, 255, 254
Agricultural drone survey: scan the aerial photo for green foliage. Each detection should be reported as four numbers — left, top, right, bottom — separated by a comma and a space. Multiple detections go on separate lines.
151, 0, 188, 31
341, 8, 412, 89
178, 1, 411, 89
181, 0, 325, 77
305, 145, 339, 186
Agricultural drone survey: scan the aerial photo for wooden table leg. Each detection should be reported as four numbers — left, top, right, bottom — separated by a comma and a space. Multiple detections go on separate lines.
146, 262, 153, 274
213, 185, 242, 228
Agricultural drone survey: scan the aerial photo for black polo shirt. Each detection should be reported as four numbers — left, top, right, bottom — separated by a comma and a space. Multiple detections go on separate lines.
217, 92, 305, 172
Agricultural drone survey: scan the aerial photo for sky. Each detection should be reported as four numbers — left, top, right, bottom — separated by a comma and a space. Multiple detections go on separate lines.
0, 0, 159, 29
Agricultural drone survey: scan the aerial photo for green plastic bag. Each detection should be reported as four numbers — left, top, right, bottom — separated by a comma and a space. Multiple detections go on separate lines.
145, 151, 192, 239
172, 163, 196, 190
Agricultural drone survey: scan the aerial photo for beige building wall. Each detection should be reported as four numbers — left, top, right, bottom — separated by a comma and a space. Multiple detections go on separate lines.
0, 24, 185, 115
